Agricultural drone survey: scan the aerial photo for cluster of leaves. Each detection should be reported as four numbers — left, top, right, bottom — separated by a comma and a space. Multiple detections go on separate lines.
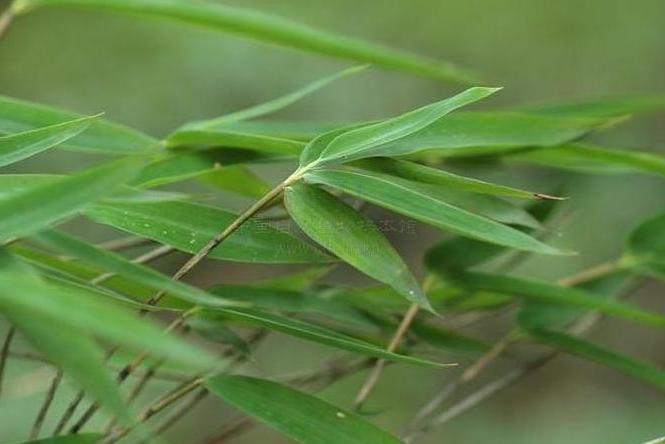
1, 1, 664, 443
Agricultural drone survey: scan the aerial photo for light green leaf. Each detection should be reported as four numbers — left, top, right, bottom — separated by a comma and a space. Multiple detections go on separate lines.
529, 329, 665, 391
510, 143, 665, 178
355, 157, 562, 200
525, 96, 665, 119
198, 165, 270, 199
86, 199, 331, 264
452, 272, 665, 327
284, 183, 429, 310
0, 249, 215, 369
0, 115, 98, 167
205, 375, 402, 444
0, 95, 157, 153
165, 130, 304, 156
625, 210, 665, 279
305, 168, 561, 254
203, 308, 445, 367
0, 174, 59, 198
304, 87, 500, 166
182, 66, 367, 131
1, 261, 133, 426
0, 157, 146, 242
17, 0, 479, 84
13, 434, 104, 444
31, 230, 235, 308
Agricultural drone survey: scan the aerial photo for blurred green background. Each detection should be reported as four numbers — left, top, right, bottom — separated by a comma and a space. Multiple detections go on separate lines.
1, 0, 664, 443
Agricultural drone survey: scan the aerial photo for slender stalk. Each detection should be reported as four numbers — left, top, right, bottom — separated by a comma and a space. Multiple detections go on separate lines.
0, 4, 14, 40
0, 326, 16, 398
31, 371, 63, 439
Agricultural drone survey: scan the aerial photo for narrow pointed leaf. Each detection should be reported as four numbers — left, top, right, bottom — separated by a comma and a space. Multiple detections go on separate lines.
452, 272, 665, 327
205, 375, 402, 444
0, 249, 215, 369
0, 95, 157, 153
526, 96, 665, 119
529, 329, 665, 391
309, 87, 500, 166
18, 0, 478, 84
166, 130, 304, 156
198, 165, 270, 199
626, 210, 665, 279
86, 199, 331, 264
183, 66, 367, 131
0, 115, 97, 167
204, 308, 446, 367
32, 230, 235, 307
14, 434, 104, 444
0, 157, 145, 242
305, 168, 561, 254
284, 183, 429, 309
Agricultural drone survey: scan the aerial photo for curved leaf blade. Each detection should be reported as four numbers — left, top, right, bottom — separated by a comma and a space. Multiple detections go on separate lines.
205, 375, 402, 444
284, 183, 429, 310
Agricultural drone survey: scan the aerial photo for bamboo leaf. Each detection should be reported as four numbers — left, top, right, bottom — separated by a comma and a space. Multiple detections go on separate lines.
0, 115, 98, 167
626, 210, 665, 280
86, 199, 331, 264
198, 165, 270, 199
17, 0, 479, 84
304, 87, 500, 166
165, 130, 304, 156
528, 329, 665, 391
205, 375, 403, 444
451, 272, 665, 327
525, 96, 665, 119
0, 249, 215, 369
305, 168, 561, 254
0, 95, 157, 153
13, 434, 104, 444
284, 183, 430, 310
0, 157, 146, 242
31, 230, 236, 308
202, 308, 447, 367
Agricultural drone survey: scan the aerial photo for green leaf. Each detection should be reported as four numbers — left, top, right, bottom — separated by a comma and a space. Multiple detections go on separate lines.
355, 158, 562, 200
203, 308, 445, 367
17, 0, 479, 84
303, 87, 500, 166
510, 143, 665, 178
0, 115, 98, 167
181, 66, 367, 131
31, 230, 235, 308
284, 183, 429, 310
452, 272, 665, 327
86, 199, 330, 264
0, 95, 157, 153
166, 130, 304, 156
525, 96, 665, 119
528, 329, 665, 391
1, 260, 134, 426
625, 210, 665, 279
198, 165, 271, 199
0, 157, 146, 242
0, 249, 215, 369
205, 375, 402, 444
13, 434, 104, 444
305, 168, 561, 254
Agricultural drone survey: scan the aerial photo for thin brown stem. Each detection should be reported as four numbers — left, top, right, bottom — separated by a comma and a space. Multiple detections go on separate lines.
0, 326, 16, 398
31, 371, 63, 439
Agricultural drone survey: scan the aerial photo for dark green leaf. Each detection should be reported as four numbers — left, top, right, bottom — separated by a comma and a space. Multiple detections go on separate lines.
18, 0, 479, 84
284, 183, 429, 309
625, 210, 665, 280
13, 434, 104, 444
166, 130, 304, 156
205, 375, 402, 444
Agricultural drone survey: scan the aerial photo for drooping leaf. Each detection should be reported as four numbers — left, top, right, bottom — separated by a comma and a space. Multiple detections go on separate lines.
451, 272, 665, 327
529, 329, 665, 391
525, 96, 665, 119
201, 308, 446, 367
509, 143, 665, 178
0, 115, 98, 167
303, 87, 500, 167
86, 199, 330, 264
0, 157, 146, 242
355, 157, 562, 200
205, 375, 402, 444
284, 183, 429, 310
0, 95, 157, 153
0, 258, 135, 426
625, 210, 665, 280
0, 249, 215, 369
181, 65, 367, 131
305, 168, 561, 254
31, 230, 236, 307
13, 434, 104, 444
